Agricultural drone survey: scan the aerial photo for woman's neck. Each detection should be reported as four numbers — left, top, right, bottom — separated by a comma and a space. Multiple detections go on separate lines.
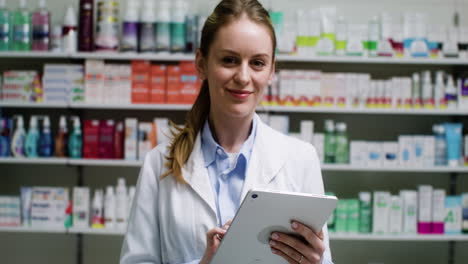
208, 111, 253, 153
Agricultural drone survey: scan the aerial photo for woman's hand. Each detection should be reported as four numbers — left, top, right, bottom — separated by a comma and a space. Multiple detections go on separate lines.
269, 221, 325, 264
199, 220, 232, 264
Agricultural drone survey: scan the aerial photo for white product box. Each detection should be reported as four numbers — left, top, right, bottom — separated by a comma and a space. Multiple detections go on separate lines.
119, 65, 132, 104
372, 191, 391, 234
391, 77, 402, 108
321, 73, 336, 106
350, 141, 367, 166
300, 120, 314, 144
85, 60, 105, 104
432, 189, 446, 228
388, 195, 403, 234
423, 136, 436, 167
307, 71, 322, 106
382, 142, 399, 167
384, 80, 393, 108
269, 115, 289, 135
413, 136, 425, 166
294, 70, 308, 106
313, 133, 325, 163
278, 70, 295, 105
335, 73, 347, 107
0, 196, 21, 227
345, 74, 358, 108
402, 77, 413, 107
445, 196, 462, 234
31, 187, 68, 229
367, 142, 383, 167
154, 118, 170, 145
138, 122, 153, 160
398, 135, 413, 167
124, 118, 138, 160
358, 74, 371, 108
73, 187, 90, 228
103, 65, 119, 104
400, 190, 418, 234
418, 185, 433, 224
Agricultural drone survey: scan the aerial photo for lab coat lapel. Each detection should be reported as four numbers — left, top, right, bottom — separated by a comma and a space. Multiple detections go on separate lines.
241, 115, 288, 199
181, 133, 217, 215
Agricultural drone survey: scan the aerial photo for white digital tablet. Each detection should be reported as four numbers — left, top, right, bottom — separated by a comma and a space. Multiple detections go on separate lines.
211, 189, 338, 264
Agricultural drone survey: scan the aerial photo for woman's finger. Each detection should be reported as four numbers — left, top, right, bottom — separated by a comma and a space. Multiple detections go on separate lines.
291, 221, 326, 255
270, 232, 316, 262
270, 238, 304, 263
270, 245, 300, 264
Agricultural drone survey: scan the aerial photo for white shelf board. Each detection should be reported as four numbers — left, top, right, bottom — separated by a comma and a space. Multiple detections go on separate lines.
69, 103, 192, 111
0, 157, 68, 165
68, 227, 125, 236
261, 106, 468, 116
72, 52, 195, 61
276, 55, 468, 65
0, 226, 67, 233
0, 102, 68, 108
67, 159, 143, 167
0, 51, 69, 58
330, 233, 468, 241
321, 164, 468, 173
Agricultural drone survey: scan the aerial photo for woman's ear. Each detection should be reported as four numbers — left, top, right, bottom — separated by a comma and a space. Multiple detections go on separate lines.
195, 49, 207, 80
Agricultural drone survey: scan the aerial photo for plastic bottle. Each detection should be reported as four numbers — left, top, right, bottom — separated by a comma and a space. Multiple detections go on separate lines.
358, 192, 372, 233
116, 178, 128, 230
68, 117, 83, 159
185, 13, 198, 53
139, 0, 156, 52
0, 0, 10, 51
50, 25, 62, 52
91, 189, 105, 229
445, 75, 458, 109
335, 16, 347, 56
104, 186, 116, 229
170, 0, 186, 53
78, 0, 94, 51
55, 116, 68, 157
0, 118, 12, 157
334, 122, 349, 164
11, 0, 31, 51
421, 71, 434, 109
62, 6, 77, 52
324, 120, 336, 164
433, 124, 447, 166
368, 16, 379, 57
38, 116, 53, 157
31, 0, 50, 51
120, 0, 139, 52
114, 121, 124, 159
95, 0, 119, 51
412, 73, 422, 108
155, 0, 170, 53
11, 116, 26, 157
24, 116, 39, 158
434, 71, 447, 109
127, 186, 136, 217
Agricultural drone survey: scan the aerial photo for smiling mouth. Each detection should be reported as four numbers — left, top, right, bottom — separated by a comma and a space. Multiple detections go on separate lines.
227, 89, 253, 95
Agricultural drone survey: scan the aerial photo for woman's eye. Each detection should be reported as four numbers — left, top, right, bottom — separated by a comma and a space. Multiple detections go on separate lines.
222, 57, 237, 64
252, 60, 266, 68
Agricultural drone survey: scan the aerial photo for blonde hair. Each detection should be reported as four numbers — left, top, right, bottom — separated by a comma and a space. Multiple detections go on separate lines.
161, 0, 277, 183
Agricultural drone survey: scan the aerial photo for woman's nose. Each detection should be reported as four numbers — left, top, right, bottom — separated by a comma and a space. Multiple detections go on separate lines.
234, 63, 250, 85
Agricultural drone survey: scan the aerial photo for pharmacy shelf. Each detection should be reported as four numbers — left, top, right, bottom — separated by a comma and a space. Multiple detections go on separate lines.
0, 102, 68, 108
0, 51, 70, 59
321, 164, 468, 173
0, 226, 67, 234
69, 103, 191, 111
262, 106, 468, 116
0, 157, 67, 165
68, 227, 125, 236
67, 159, 143, 167
330, 233, 468, 241
71, 52, 195, 61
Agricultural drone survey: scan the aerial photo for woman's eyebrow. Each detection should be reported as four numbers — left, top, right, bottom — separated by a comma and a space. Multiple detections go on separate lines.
219, 49, 270, 58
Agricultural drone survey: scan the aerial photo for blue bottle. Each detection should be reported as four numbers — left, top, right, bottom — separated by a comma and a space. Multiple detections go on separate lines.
39, 116, 53, 157
433, 124, 447, 166
0, 117, 12, 157
24, 116, 39, 158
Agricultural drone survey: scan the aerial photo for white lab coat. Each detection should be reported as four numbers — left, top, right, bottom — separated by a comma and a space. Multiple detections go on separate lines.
120, 115, 332, 264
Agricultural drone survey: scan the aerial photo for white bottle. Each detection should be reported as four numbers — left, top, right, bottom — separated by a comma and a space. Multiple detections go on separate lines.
62, 6, 77, 52
95, 0, 119, 51
421, 71, 433, 108
127, 186, 136, 218
335, 16, 347, 56
91, 189, 104, 229
434, 71, 446, 109
104, 186, 116, 229
11, 116, 26, 157
116, 178, 128, 230
445, 75, 458, 109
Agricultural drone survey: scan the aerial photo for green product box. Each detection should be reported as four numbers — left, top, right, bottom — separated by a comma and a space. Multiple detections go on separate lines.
335, 199, 348, 233
347, 199, 360, 233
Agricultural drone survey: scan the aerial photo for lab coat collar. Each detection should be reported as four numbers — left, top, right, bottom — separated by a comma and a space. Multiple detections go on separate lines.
181, 114, 288, 217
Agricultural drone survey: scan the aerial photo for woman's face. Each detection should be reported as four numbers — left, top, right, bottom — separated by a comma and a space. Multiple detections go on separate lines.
197, 15, 275, 120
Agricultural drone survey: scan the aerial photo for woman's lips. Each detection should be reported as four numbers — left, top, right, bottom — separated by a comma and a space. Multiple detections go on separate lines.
227, 89, 253, 100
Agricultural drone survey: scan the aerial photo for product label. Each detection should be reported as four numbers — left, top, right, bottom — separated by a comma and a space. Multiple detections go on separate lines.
121, 22, 138, 51
170, 22, 185, 52
139, 23, 155, 52
32, 25, 50, 41
156, 22, 170, 51
0, 24, 9, 40
13, 24, 31, 43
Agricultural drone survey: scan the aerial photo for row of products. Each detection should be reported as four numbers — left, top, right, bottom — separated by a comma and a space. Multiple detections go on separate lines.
262, 70, 468, 110
327, 186, 468, 235
0, 178, 136, 230
0, 115, 171, 160
272, 7, 468, 58
0, 60, 201, 105
0, 0, 200, 54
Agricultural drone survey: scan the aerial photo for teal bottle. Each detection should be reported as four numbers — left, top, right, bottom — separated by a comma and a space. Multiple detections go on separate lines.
69, 117, 83, 159
0, 0, 10, 51
11, 0, 31, 51
24, 116, 39, 158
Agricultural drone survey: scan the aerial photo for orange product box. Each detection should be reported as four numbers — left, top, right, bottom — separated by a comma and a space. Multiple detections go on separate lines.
131, 60, 151, 104
180, 61, 200, 104
150, 64, 167, 103
166, 64, 182, 104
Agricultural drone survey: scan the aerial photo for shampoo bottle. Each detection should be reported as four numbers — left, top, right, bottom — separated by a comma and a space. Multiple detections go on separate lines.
78, 0, 94, 51
39, 116, 53, 157
31, 0, 50, 51
62, 6, 77, 52
104, 186, 116, 229
91, 189, 105, 229
69, 117, 83, 159
170, 0, 186, 53
12, 0, 31, 51
139, 0, 156, 52
114, 121, 124, 159
334, 122, 349, 164
120, 0, 139, 52
116, 178, 128, 230
55, 115, 68, 157
155, 0, 170, 53
11, 115, 26, 157
95, 0, 119, 51
0, 118, 12, 157
445, 75, 458, 109
433, 124, 447, 166
24, 116, 39, 158
0, 0, 11, 51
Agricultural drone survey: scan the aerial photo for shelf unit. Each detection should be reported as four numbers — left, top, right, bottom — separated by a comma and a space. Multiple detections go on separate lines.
1, 51, 467, 264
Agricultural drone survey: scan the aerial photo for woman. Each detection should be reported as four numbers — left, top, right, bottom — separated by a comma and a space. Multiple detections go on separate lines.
120, 0, 333, 263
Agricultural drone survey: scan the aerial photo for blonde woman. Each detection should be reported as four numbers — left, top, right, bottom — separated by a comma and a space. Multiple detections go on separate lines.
120, 0, 333, 263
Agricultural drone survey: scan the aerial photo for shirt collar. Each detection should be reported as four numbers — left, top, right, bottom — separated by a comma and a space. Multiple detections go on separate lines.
201, 116, 257, 167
